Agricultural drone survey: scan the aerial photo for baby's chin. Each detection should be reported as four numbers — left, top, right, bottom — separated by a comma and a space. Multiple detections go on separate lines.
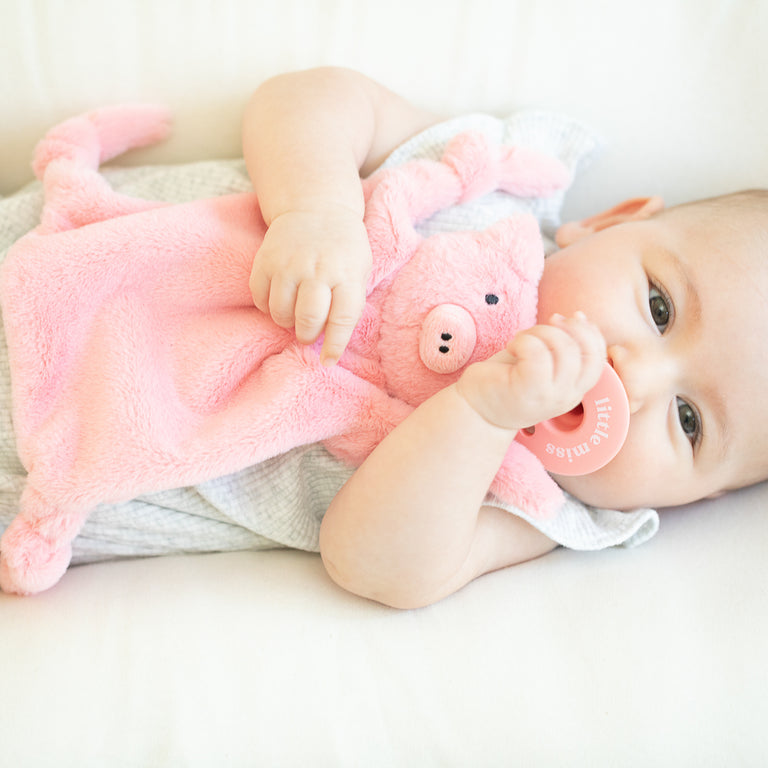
549, 472, 646, 511
552, 471, 726, 512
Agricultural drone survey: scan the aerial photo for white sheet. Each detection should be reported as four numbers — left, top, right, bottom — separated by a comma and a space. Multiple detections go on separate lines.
3, 482, 766, 766
1, 1, 766, 765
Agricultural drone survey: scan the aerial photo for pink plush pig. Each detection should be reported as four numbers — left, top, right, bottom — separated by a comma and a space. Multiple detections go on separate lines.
0, 105, 569, 594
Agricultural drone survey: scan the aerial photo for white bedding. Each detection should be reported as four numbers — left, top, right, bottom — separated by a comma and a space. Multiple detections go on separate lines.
1, 1, 766, 766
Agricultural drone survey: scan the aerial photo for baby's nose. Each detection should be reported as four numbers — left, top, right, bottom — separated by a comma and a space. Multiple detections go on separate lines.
607, 343, 673, 414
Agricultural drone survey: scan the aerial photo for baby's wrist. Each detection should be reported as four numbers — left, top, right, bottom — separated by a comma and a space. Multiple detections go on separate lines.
264, 195, 365, 228
451, 379, 523, 440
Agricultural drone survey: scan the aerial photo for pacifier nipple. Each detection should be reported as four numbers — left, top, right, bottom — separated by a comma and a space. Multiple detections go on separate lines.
515, 363, 630, 476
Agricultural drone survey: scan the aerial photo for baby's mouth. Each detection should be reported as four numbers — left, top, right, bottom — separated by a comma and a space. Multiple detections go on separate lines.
552, 402, 585, 432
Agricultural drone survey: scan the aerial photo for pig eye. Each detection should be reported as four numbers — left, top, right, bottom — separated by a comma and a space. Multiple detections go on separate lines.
485, 294, 499, 305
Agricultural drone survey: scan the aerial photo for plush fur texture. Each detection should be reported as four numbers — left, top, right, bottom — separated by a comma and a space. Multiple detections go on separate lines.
0, 105, 570, 594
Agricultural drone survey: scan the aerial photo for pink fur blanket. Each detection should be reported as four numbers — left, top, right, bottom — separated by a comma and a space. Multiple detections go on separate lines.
0, 105, 570, 594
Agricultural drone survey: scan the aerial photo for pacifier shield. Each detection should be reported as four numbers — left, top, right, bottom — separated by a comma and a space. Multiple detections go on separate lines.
515, 363, 630, 476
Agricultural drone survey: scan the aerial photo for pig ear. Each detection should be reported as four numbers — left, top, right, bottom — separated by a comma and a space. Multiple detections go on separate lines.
482, 215, 545, 279
497, 145, 571, 197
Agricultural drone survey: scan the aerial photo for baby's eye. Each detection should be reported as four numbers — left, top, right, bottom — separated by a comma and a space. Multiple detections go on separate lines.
677, 397, 701, 447
649, 284, 671, 333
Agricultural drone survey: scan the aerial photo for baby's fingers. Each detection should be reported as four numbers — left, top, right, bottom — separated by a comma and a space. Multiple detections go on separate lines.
548, 312, 606, 389
266, 273, 302, 330
505, 313, 606, 403
288, 279, 366, 365
249, 261, 272, 316
319, 283, 366, 366
249, 253, 300, 329
294, 280, 332, 344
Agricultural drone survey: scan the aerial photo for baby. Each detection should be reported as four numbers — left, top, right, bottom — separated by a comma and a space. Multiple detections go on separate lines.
243, 68, 768, 607
1, 67, 766, 607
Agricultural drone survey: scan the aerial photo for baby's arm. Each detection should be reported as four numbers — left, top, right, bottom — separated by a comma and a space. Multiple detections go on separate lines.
242, 67, 438, 364
319, 313, 606, 609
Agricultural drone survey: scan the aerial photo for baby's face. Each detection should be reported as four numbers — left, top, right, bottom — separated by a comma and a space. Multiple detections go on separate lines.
537, 210, 768, 510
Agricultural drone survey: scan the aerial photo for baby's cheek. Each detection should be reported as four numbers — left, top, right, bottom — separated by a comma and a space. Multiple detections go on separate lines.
536, 259, 577, 323
550, 435, 642, 509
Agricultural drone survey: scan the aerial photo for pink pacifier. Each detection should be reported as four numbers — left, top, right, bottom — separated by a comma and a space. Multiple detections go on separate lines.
515, 363, 630, 475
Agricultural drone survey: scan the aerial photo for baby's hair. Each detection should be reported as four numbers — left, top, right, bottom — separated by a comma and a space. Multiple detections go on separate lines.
663, 188, 768, 217
659, 188, 768, 257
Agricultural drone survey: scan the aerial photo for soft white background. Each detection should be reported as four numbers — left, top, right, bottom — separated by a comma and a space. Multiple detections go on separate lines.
1, 1, 766, 766
3, 0, 767, 218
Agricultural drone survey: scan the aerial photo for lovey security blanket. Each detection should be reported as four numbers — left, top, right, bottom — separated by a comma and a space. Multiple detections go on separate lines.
0, 105, 569, 595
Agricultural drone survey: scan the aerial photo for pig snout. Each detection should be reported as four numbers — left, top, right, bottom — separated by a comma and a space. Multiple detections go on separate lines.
419, 304, 477, 374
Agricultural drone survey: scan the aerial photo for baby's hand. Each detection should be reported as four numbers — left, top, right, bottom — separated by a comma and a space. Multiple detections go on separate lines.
250, 207, 372, 365
456, 312, 606, 432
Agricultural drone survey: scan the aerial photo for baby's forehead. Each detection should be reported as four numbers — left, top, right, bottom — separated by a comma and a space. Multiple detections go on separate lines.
712, 296, 768, 487
667, 197, 768, 260
663, 207, 768, 288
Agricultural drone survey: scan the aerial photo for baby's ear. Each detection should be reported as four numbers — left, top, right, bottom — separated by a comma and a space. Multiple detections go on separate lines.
555, 196, 665, 248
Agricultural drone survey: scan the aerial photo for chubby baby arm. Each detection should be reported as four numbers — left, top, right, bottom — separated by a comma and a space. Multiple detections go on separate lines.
243, 67, 438, 364
319, 313, 605, 609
